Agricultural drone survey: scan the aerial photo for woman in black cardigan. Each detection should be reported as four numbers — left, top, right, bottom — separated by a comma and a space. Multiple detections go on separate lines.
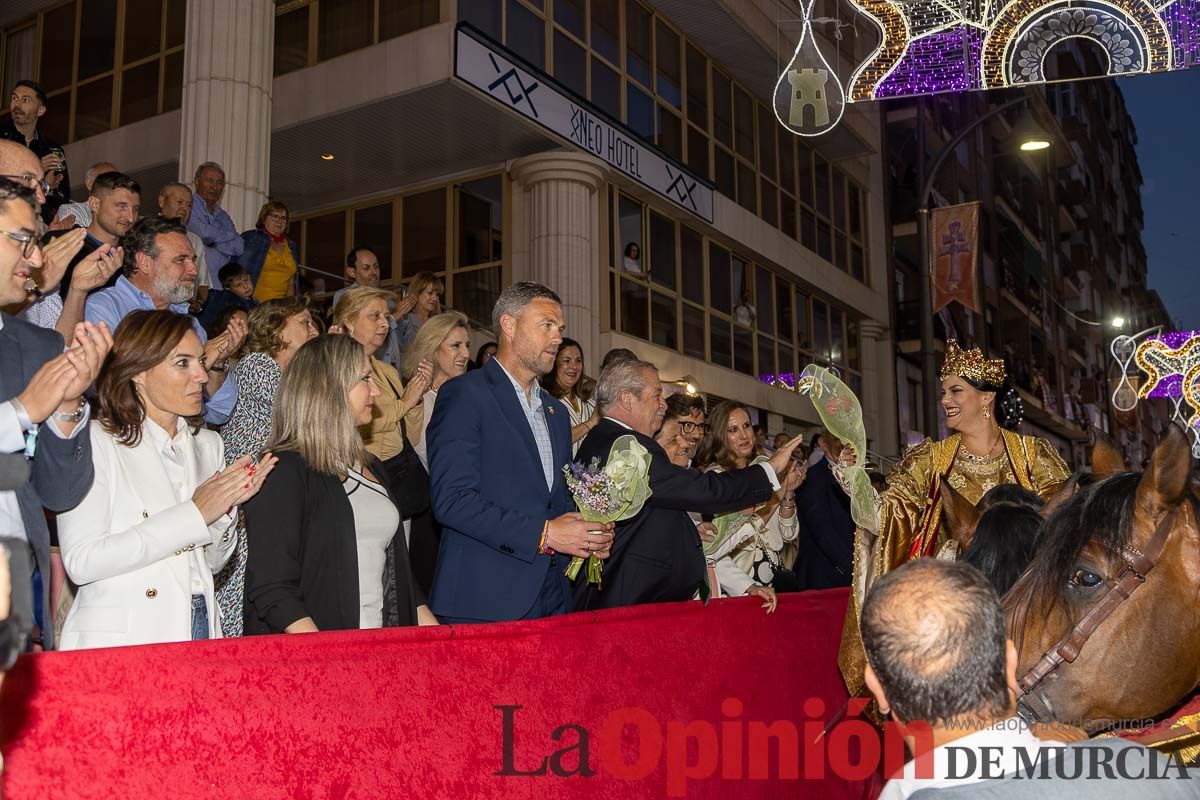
244, 334, 437, 633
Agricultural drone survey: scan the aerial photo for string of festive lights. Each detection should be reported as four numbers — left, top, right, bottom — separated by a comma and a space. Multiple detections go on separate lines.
1008, 6, 1147, 84
1132, 334, 1200, 400
1183, 362, 1200, 430
1161, 0, 1200, 68
834, 0, 1194, 105
876, 24, 986, 96
980, 0, 1172, 88
847, 0, 911, 100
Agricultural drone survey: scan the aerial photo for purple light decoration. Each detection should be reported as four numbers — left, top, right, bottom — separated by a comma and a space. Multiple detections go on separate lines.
1148, 374, 1183, 399
1162, 0, 1200, 69
859, 2, 1198, 103
875, 25, 985, 99
1142, 330, 1200, 398
1150, 329, 1200, 349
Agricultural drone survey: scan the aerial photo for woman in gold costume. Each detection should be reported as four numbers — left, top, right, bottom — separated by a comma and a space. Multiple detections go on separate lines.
839, 341, 1070, 695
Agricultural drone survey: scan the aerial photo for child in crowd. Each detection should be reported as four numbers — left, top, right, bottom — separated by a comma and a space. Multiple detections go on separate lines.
198, 263, 259, 328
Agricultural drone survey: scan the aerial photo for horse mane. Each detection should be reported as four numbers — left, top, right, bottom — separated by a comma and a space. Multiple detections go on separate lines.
1015, 471, 1141, 619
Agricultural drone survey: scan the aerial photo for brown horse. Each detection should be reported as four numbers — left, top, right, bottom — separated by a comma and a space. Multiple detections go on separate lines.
1002, 426, 1200, 734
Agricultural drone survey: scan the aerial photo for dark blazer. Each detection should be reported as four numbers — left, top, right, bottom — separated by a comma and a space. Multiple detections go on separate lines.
426, 357, 574, 621
792, 456, 854, 590
572, 419, 775, 611
239, 228, 300, 287
242, 450, 422, 634
0, 314, 93, 649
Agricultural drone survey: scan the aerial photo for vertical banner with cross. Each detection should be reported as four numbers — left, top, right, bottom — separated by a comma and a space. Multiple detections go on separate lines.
930, 202, 981, 314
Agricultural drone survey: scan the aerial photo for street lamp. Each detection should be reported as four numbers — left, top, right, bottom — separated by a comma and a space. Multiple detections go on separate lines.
1013, 109, 1053, 151
916, 94, 1053, 436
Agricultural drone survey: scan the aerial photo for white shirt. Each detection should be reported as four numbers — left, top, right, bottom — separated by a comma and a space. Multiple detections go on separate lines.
561, 394, 595, 456
186, 231, 213, 290
142, 417, 207, 595
345, 468, 400, 629
879, 717, 1066, 799
0, 314, 91, 540
18, 292, 64, 329
413, 388, 437, 471
55, 201, 93, 228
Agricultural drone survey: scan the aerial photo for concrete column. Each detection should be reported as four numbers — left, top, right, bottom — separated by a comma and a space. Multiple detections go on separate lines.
510, 150, 608, 366
178, 0, 274, 230
859, 319, 900, 462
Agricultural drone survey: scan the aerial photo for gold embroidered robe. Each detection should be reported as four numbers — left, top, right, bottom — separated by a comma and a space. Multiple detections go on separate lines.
839, 429, 1070, 695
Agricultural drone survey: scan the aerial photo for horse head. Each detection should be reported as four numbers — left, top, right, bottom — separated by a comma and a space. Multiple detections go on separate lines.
939, 480, 981, 556
1005, 425, 1200, 733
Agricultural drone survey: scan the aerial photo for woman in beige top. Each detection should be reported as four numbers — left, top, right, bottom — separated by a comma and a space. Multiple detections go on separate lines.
400, 311, 471, 471
331, 288, 432, 499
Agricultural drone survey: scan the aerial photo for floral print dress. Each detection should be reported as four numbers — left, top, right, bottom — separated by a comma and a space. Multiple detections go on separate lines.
215, 352, 281, 636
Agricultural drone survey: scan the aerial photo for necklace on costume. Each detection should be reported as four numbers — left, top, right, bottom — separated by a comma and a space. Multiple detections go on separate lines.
960, 431, 1004, 462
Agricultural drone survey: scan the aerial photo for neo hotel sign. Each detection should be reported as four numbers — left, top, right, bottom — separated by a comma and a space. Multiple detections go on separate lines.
455, 25, 715, 223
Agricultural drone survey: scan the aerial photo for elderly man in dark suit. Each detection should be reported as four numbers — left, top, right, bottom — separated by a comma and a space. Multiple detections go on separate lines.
792, 428, 854, 590
572, 359, 804, 611
426, 282, 613, 623
0, 178, 111, 649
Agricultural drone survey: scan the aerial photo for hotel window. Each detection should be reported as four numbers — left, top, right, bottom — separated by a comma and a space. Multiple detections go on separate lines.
455, 0, 871, 286
274, 0, 442, 77
609, 191, 861, 391
290, 172, 507, 330
0, 0, 187, 143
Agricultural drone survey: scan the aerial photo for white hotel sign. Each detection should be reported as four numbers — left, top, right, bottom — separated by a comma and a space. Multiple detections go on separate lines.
455, 25, 715, 223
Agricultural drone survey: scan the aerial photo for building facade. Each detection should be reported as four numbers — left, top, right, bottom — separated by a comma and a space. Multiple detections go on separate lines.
884, 42, 1171, 467
0, 0, 901, 460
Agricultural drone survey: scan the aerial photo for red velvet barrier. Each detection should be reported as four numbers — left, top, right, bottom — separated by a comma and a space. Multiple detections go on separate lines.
0, 589, 882, 799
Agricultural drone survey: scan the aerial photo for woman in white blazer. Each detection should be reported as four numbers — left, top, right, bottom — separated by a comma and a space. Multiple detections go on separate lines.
57, 310, 276, 650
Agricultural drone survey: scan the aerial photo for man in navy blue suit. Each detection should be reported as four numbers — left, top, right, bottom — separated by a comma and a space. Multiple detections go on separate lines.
792, 429, 854, 590
426, 282, 613, 623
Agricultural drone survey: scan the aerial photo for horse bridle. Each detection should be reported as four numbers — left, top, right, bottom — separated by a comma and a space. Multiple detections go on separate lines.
1016, 507, 1179, 709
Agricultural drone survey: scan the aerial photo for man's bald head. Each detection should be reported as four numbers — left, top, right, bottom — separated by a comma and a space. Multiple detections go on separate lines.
0, 140, 42, 179
0, 141, 45, 207
84, 162, 117, 190
861, 559, 1009, 726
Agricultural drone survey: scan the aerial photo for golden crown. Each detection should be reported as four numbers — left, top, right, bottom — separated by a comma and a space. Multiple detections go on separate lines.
940, 340, 1006, 386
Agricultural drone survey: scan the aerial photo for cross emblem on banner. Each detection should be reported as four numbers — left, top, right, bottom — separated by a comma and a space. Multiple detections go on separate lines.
938, 221, 972, 285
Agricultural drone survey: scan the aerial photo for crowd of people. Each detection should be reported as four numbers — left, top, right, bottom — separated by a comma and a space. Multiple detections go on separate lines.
1, 78, 1191, 795
0, 79, 1081, 644
0, 79, 858, 652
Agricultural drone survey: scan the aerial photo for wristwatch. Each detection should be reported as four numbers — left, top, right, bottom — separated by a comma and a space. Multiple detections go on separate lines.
54, 397, 87, 423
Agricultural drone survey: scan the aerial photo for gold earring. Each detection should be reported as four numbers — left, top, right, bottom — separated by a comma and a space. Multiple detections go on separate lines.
983, 407, 992, 419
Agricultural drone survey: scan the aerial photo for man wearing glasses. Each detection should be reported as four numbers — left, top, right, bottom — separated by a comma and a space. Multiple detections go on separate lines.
663, 392, 707, 466
0, 140, 97, 333
0, 176, 111, 650
0, 81, 69, 224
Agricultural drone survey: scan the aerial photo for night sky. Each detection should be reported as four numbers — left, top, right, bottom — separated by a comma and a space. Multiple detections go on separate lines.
1116, 68, 1200, 331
